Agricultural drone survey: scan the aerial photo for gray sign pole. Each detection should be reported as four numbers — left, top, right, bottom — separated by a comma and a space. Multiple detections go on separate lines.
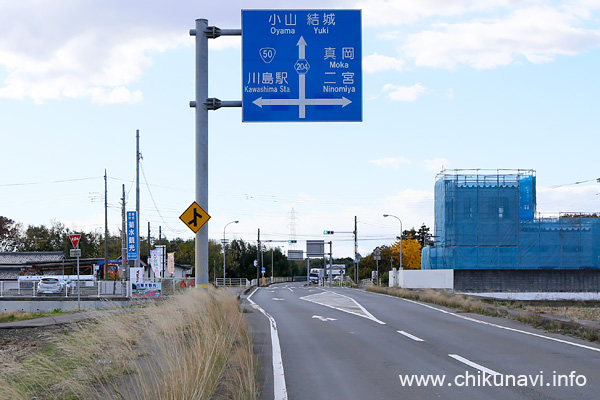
190, 20, 241, 288
191, 19, 209, 288
77, 252, 80, 311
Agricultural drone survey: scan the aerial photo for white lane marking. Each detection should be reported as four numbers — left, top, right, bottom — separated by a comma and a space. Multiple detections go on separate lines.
272, 298, 285, 301
326, 290, 387, 325
247, 288, 288, 400
287, 287, 293, 292
301, 291, 386, 325
312, 315, 337, 322
367, 290, 600, 354
448, 354, 501, 376
397, 330, 424, 342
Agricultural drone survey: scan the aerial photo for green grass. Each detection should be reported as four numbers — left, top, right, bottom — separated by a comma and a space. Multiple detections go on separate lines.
0, 309, 64, 323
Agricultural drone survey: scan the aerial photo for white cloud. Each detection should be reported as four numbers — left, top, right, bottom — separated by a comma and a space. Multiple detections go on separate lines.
363, 52, 405, 73
370, 157, 411, 169
382, 83, 428, 101
536, 184, 600, 213
424, 158, 450, 172
0, 2, 187, 103
356, 0, 519, 26
208, 36, 241, 51
89, 87, 143, 105
401, 6, 600, 69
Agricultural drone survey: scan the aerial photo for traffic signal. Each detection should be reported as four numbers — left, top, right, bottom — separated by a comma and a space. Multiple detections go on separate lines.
288, 240, 297, 243
323, 230, 334, 234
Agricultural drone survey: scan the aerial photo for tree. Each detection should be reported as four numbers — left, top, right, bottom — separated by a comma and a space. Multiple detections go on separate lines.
402, 227, 417, 241
402, 238, 422, 270
0, 216, 22, 251
389, 236, 422, 270
416, 223, 434, 247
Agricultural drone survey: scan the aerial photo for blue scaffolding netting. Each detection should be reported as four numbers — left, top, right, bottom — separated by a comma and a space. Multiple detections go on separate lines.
422, 170, 600, 269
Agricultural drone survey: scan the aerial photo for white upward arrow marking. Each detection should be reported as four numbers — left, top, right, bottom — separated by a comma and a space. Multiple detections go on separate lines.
297, 36, 307, 59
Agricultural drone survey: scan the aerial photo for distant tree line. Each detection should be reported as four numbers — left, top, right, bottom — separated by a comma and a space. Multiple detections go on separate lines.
0, 216, 433, 282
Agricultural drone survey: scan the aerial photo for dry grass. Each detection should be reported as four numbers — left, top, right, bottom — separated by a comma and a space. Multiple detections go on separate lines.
0, 288, 257, 400
523, 305, 600, 323
369, 286, 501, 316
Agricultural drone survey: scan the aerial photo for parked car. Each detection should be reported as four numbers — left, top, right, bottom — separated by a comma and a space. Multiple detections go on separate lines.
37, 277, 64, 295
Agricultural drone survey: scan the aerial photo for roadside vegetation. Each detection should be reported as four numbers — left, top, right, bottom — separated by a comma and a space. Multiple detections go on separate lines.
368, 286, 600, 343
0, 288, 257, 400
0, 308, 65, 323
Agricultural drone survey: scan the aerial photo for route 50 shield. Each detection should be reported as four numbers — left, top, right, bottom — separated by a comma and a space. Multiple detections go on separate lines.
242, 9, 362, 122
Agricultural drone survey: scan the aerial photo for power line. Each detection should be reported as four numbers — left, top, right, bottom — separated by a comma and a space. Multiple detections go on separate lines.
139, 162, 187, 235
0, 176, 102, 187
549, 178, 600, 188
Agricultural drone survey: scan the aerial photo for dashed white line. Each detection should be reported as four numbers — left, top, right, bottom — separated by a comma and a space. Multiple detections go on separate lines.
366, 290, 600, 354
397, 330, 424, 342
448, 354, 501, 376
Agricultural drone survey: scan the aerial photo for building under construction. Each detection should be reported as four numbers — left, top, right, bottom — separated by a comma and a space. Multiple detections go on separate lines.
422, 169, 600, 270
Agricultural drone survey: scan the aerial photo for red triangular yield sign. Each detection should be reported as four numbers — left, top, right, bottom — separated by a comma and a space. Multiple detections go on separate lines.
69, 234, 81, 249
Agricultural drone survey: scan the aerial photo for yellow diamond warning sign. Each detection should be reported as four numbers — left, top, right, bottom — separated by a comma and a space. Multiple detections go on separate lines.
179, 201, 210, 233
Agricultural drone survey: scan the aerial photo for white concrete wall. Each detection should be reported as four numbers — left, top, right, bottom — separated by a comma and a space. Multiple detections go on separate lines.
390, 269, 454, 289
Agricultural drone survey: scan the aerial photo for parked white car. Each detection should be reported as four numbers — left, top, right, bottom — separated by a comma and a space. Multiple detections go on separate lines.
37, 277, 64, 295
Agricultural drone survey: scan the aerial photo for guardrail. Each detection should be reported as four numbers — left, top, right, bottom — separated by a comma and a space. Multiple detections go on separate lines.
214, 278, 251, 287
249, 277, 294, 286
359, 278, 374, 288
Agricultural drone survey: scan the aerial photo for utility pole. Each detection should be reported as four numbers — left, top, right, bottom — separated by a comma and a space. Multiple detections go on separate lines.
135, 129, 141, 270
104, 170, 108, 280
354, 216, 358, 284
329, 241, 333, 287
257, 229, 261, 286
148, 222, 151, 278
121, 184, 127, 280
159, 226, 162, 278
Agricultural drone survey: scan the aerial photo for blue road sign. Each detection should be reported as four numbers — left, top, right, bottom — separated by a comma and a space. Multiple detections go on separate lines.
242, 10, 362, 122
127, 211, 138, 260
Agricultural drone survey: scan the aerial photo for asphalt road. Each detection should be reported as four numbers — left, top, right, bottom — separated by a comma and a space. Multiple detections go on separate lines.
243, 282, 600, 400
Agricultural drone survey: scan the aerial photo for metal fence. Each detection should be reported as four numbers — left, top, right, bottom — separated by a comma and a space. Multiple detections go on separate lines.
359, 278, 374, 288
1, 280, 129, 298
1, 276, 304, 298
214, 278, 251, 287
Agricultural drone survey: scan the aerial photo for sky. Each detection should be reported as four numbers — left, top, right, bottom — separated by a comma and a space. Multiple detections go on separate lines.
1, 0, 600, 259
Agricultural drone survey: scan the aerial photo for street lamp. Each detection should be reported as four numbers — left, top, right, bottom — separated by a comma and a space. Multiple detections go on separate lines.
383, 214, 403, 270
223, 220, 239, 286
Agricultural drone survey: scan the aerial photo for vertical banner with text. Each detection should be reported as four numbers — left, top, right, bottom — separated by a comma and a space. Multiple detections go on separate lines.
167, 252, 175, 275
126, 211, 138, 260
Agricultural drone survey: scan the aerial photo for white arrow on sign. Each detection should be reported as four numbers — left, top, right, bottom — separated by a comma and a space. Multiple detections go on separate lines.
253, 97, 351, 108
297, 36, 307, 59
253, 35, 352, 119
